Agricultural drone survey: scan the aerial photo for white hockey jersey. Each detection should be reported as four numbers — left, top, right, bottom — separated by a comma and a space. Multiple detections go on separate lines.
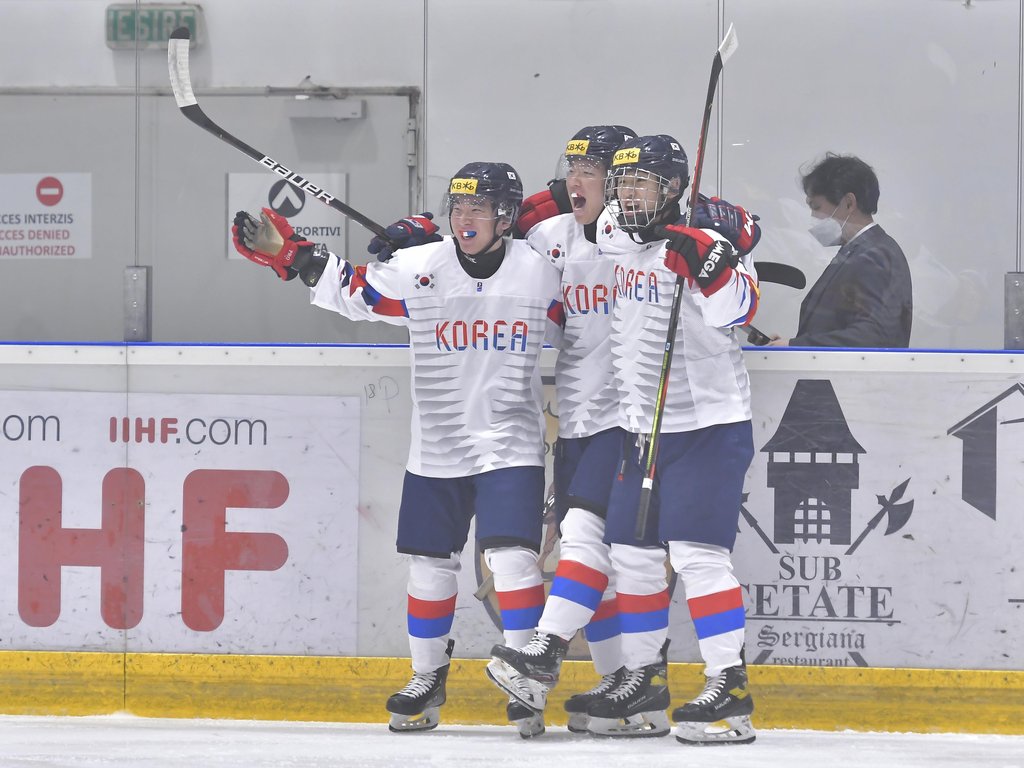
527, 214, 618, 439
311, 238, 563, 478
595, 210, 759, 434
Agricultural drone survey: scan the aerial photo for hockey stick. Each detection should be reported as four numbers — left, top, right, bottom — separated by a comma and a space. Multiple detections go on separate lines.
635, 24, 739, 538
756, 261, 805, 290
167, 27, 393, 243
744, 261, 807, 345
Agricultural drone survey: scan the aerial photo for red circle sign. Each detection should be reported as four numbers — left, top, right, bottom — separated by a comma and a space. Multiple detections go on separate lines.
36, 176, 64, 207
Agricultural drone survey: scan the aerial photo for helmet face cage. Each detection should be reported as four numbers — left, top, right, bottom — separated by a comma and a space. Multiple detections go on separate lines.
604, 135, 689, 232
555, 155, 606, 185
605, 168, 681, 232
439, 162, 523, 232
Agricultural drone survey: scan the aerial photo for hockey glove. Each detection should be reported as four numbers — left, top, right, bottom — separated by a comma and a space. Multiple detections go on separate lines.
367, 212, 442, 263
514, 178, 572, 236
655, 224, 740, 296
691, 194, 761, 256
231, 208, 328, 286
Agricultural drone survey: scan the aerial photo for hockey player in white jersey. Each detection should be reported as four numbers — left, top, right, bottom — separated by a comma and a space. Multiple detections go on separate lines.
481, 125, 638, 731
367, 141, 760, 742
481, 127, 761, 739
592, 134, 758, 745
231, 161, 563, 738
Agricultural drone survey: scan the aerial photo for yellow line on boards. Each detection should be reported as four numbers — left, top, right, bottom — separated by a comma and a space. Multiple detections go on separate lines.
0, 651, 1020, 734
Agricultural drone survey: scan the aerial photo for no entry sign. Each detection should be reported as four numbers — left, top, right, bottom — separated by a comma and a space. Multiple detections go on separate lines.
35, 177, 64, 207
0, 173, 91, 259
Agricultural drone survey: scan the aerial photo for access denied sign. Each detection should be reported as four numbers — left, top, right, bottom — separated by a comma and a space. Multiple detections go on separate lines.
36, 177, 64, 206
0, 173, 92, 259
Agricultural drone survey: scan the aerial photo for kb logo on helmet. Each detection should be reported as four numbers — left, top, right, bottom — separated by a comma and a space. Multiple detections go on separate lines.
612, 147, 641, 166
565, 140, 590, 156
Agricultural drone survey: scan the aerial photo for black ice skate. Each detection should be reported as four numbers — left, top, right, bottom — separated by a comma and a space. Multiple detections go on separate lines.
386, 639, 455, 733
563, 668, 626, 733
485, 632, 569, 713
672, 659, 756, 746
506, 697, 545, 739
586, 645, 671, 738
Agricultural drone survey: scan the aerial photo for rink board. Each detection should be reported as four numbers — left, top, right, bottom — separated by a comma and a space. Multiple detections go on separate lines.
2, 345, 1024, 735
0, 651, 1022, 735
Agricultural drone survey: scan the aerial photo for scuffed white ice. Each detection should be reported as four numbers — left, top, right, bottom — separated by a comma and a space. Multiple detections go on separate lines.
0, 715, 1021, 768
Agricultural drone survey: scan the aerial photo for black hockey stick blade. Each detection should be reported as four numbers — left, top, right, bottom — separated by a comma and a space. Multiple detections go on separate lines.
756, 261, 806, 289
744, 324, 772, 346
739, 263, 805, 346
167, 27, 392, 242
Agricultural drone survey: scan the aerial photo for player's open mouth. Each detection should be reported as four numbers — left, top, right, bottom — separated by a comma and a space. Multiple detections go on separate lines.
571, 192, 586, 210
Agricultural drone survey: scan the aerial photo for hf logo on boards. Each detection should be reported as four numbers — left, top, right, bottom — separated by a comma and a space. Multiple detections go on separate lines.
1, 390, 361, 654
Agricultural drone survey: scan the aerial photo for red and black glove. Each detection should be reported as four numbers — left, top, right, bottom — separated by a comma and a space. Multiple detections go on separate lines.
655, 224, 740, 296
231, 208, 327, 286
367, 212, 442, 263
513, 178, 572, 237
691, 194, 761, 256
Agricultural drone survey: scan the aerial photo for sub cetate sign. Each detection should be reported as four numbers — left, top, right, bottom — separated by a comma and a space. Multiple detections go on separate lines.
0, 174, 92, 259
733, 375, 1024, 670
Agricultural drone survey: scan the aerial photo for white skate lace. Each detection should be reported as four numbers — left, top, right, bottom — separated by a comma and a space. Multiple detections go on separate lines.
520, 632, 552, 657
607, 668, 645, 702
397, 671, 437, 699
689, 672, 727, 706
582, 671, 620, 697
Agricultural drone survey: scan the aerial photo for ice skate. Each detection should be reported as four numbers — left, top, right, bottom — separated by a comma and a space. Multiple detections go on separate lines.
672, 660, 756, 746
506, 697, 545, 739
563, 668, 625, 733
586, 650, 670, 738
385, 639, 454, 733
486, 632, 569, 713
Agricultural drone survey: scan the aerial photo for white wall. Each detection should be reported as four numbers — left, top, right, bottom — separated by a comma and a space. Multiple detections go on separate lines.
0, 0, 425, 88
0, 0, 1021, 349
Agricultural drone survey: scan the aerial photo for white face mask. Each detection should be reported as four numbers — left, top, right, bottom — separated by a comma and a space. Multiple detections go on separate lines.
808, 214, 843, 247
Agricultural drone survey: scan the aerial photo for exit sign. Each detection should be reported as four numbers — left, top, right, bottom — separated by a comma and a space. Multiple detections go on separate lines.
106, 4, 204, 50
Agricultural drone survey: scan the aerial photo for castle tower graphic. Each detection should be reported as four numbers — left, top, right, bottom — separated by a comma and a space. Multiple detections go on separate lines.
761, 380, 865, 545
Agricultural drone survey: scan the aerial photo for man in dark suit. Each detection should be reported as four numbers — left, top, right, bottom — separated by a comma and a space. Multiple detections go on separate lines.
767, 154, 912, 347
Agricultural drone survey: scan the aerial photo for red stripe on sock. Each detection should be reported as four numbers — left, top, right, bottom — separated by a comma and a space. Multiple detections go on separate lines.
591, 597, 618, 622
554, 560, 609, 592
407, 594, 457, 619
618, 590, 670, 613
496, 584, 545, 611
687, 587, 744, 619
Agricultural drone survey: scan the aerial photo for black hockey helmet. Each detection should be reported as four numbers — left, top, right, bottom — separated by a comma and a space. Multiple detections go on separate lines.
605, 134, 690, 232
440, 162, 525, 229
556, 124, 638, 177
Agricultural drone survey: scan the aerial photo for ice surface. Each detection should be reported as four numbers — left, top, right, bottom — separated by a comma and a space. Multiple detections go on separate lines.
0, 715, 1021, 768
